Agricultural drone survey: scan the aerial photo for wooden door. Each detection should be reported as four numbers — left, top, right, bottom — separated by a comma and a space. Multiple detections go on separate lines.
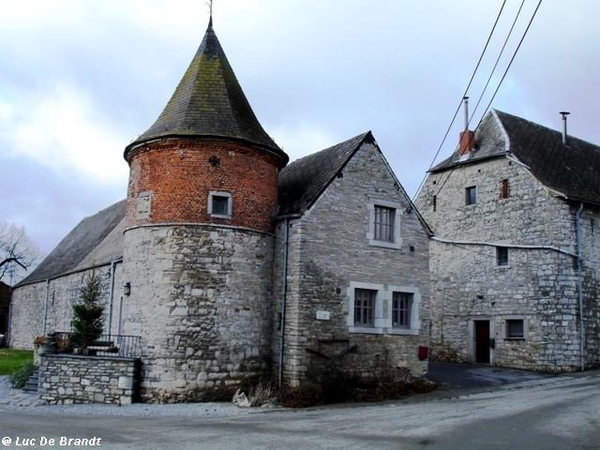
474, 320, 490, 364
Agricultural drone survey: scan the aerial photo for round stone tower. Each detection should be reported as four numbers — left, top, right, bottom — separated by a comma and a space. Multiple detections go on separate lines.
122, 19, 288, 402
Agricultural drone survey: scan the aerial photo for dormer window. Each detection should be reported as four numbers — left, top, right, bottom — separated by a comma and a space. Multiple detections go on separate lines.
208, 191, 232, 218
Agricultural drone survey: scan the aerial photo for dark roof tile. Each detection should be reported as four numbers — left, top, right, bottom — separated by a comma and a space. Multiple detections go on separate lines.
15, 200, 126, 287
278, 131, 372, 216
125, 21, 287, 165
430, 110, 600, 205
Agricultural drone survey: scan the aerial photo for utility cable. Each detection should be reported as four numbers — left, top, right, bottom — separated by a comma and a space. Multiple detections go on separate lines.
412, 0, 508, 200
478, 0, 543, 120
469, 0, 526, 125
425, 0, 543, 203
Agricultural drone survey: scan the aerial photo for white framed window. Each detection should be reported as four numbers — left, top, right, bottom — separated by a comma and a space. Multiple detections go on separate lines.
392, 292, 413, 329
136, 191, 153, 219
347, 282, 420, 335
354, 288, 376, 327
208, 191, 232, 218
367, 200, 402, 249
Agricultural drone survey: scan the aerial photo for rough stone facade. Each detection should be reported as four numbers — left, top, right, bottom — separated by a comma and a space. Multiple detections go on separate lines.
8, 22, 433, 404
416, 116, 600, 372
39, 354, 139, 405
10, 264, 124, 350
273, 141, 431, 387
122, 225, 274, 402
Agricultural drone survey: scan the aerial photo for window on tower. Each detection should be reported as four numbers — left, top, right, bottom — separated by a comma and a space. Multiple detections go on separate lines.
208, 191, 232, 218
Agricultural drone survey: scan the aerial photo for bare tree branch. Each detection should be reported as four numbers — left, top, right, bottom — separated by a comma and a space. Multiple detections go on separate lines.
0, 221, 42, 284
0, 257, 27, 271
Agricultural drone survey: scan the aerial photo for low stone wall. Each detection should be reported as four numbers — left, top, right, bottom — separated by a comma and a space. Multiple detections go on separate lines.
39, 354, 140, 405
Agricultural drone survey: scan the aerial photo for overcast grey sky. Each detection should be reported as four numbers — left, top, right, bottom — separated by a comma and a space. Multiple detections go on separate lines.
1, 0, 599, 256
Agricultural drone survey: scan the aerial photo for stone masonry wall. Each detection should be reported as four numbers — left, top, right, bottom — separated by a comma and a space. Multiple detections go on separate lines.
416, 139, 598, 371
273, 141, 430, 387
39, 354, 139, 405
122, 224, 274, 402
581, 205, 600, 367
10, 265, 124, 350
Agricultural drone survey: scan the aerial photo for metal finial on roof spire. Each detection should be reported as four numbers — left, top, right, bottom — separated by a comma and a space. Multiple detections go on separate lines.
206, 0, 213, 27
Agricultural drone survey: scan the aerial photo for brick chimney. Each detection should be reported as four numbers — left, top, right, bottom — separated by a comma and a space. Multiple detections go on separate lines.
457, 130, 474, 156
457, 96, 474, 156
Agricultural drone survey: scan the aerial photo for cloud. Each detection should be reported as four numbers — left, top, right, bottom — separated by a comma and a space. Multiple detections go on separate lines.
4, 84, 127, 185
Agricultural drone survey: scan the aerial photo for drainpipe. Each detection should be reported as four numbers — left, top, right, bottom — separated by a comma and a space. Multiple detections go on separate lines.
278, 218, 290, 387
107, 259, 119, 336
42, 279, 50, 335
575, 202, 585, 371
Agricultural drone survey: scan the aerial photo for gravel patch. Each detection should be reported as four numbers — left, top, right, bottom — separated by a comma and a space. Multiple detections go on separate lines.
0, 375, 281, 418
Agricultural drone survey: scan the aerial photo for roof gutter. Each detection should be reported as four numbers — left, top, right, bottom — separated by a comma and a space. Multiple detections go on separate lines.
15, 259, 124, 289
107, 258, 123, 336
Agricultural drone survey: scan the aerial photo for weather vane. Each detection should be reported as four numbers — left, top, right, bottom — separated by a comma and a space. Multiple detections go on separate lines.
206, 0, 213, 19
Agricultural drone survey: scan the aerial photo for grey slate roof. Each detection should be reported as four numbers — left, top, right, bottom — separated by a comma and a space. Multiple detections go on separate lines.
18, 129, 431, 287
124, 20, 287, 165
278, 131, 372, 216
431, 109, 600, 205
15, 200, 126, 287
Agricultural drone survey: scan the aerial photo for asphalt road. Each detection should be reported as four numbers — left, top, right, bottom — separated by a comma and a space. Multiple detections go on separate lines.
1, 371, 599, 450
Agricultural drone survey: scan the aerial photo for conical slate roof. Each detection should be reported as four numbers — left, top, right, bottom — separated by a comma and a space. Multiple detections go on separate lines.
125, 19, 287, 164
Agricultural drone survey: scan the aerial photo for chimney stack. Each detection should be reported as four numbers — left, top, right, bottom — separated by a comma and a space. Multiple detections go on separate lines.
559, 111, 570, 145
457, 96, 474, 156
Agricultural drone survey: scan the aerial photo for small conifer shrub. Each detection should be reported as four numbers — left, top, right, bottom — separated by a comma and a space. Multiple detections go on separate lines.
71, 273, 104, 352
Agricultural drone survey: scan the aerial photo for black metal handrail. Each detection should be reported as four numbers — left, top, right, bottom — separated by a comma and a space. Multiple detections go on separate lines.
45, 332, 141, 359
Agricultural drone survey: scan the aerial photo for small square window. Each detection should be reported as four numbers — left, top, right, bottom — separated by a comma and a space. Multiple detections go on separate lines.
354, 288, 376, 327
496, 247, 509, 267
465, 186, 477, 205
212, 196, 229, 215
208, 191, 232, 218
374, 206, 395, 242
506, 319, 524, 339
392, 292, 413, 329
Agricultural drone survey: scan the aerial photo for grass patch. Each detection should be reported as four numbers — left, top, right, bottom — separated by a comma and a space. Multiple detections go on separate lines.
0, 349, 34, 376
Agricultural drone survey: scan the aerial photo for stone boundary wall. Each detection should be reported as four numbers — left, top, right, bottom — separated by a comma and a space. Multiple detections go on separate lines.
39, 354, 140, 405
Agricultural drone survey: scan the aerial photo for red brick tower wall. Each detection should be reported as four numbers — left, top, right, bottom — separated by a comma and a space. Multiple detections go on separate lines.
126, 137, 282, 233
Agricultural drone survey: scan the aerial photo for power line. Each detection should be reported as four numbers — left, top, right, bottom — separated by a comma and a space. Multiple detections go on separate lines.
469, 0, 527, 125
478, 0, 543, 121
422, 0, 543, 203
412, 0, 508, 200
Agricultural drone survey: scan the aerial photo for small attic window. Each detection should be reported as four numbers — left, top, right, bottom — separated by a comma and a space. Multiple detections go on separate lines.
208, 191, 232, 218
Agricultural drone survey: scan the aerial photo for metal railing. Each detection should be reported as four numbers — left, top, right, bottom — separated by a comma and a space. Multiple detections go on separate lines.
45, 332, 141, 359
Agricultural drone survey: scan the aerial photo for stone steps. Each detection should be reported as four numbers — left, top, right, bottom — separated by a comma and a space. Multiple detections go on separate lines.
22, 368, 39, 393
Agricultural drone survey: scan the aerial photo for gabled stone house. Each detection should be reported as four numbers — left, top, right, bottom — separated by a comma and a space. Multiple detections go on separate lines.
273, 131, 431, 387
9, 19, 431, 402
416, 109, 600, 372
